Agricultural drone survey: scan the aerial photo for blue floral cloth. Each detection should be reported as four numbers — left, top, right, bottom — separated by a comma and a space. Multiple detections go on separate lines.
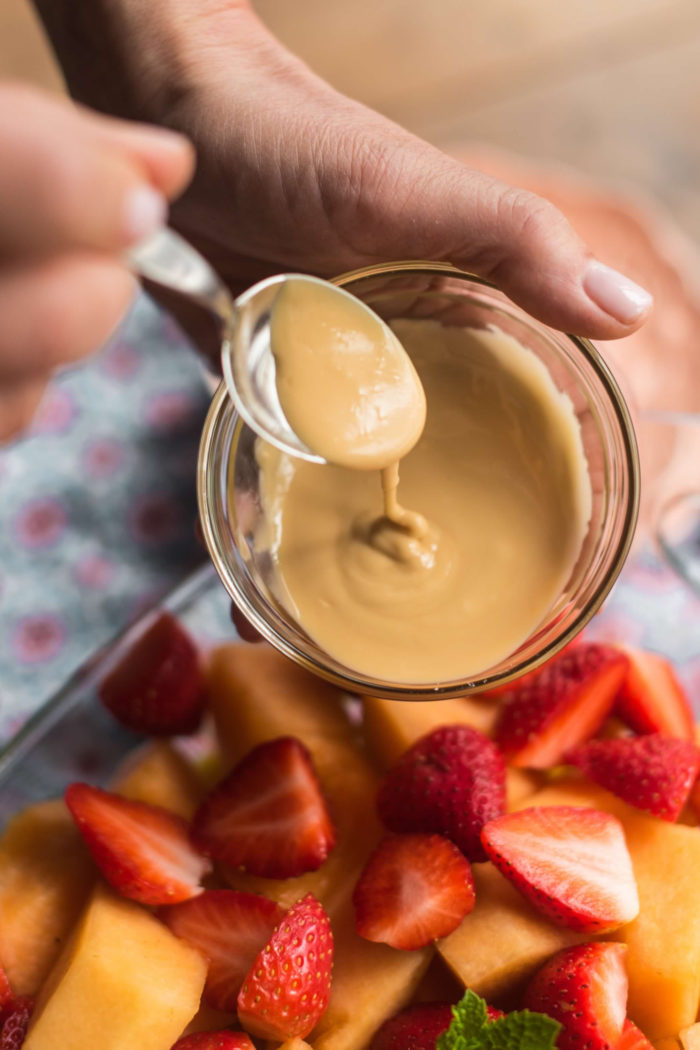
0, 294, 211, 742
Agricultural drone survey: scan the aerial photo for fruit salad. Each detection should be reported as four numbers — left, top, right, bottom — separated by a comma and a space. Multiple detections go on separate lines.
0, 612, 699, 1050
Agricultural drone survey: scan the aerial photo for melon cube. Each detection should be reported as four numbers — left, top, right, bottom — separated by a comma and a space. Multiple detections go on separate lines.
680, 1025, 700, 1050
111, 740, 204, 819
0, 800, 95, 995
24, 883, 206, 1050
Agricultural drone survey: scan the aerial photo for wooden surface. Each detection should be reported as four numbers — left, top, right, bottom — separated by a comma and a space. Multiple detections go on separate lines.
3, 0, 700, 241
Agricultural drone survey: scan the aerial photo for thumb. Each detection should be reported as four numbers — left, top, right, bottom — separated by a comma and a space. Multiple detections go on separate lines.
347, 131, 652, 340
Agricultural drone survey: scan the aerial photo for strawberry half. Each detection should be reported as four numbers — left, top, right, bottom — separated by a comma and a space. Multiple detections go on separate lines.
161, 889, 284, 1011
369, 1000, 504, 1050
171, 1033, 255, 1050
481, 806, 639, 932
0, 996, 34, 1050
99, 612, 205, 736
523, 942, 628, 1050
481, 639, 581, 699
237, 893, 333, 1041
567, 734, 700, 821
617, 1020, 655, 1050
192, 737, 335, 879
0, 967, 12, 1015
614, 647, 694, 740
353, 833, 475, 951
376, 725, 505, 862
369, 1002, 453, 1050
65, 783, 210, 905
494, 643, 629, 768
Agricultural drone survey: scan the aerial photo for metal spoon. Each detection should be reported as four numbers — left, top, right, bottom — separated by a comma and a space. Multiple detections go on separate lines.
128, 226, 323, 462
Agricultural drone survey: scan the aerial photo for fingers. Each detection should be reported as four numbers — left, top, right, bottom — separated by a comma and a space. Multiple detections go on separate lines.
0, 254, 135, 383
0, 83, 194, 260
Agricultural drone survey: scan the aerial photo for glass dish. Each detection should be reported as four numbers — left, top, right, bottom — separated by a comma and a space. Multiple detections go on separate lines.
0, 563, 233, 827
198, 262, 640, 699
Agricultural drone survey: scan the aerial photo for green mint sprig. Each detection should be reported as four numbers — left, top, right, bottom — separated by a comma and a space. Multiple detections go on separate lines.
436, 989, 561, 1050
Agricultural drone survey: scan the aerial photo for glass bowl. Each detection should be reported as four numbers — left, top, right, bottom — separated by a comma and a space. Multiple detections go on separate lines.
197, 262, 640, 699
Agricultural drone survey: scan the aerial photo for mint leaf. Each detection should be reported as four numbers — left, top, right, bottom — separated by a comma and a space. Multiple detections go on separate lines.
480, 1011, 561, 1050
436, 990, 487, 1050
436, 991, 561, 1050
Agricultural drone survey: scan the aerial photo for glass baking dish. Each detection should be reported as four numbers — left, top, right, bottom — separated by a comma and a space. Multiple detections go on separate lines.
0, 552, 696, 831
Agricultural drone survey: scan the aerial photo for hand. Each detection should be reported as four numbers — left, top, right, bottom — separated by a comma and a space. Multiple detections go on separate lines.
0, 83, 193, 441
33, 1, 652, 358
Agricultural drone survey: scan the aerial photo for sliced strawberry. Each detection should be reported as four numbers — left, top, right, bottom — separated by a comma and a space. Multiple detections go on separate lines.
523, 942, 628, 1050
353, 834, 475, 951
567, 734, 700, 821
171, 1032, 255, 1050
616, 1020, 655, 1050
0, 996, 33, 1050
369, 1002, 453, 1050
481, 639, 581, 698
481, 806, 639, 932
238, 893, 333, 1041
614, 647, 694, 740
99, 612, 205, 736
192, 737, 335, 879
494, 643, 629, 768
65, 783, 210, 905
161, 890, 283, 1011
376, 725, 505, 862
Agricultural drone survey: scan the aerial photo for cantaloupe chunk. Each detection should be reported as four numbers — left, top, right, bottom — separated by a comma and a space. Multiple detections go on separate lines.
180, 1002, 237, 1036
514, 779, 700, 1040
655, 1039, 680, 1050
277, 1040, 314, 1050
680, 1024, 700, 1050
438, 861, 584, 1001
310, 895, 430, 1050
111, 739, 205, 819
24, 883, 206, 1050
361, 694, 540, 809
207, 644, 432, 1048
0, 800, 95, 995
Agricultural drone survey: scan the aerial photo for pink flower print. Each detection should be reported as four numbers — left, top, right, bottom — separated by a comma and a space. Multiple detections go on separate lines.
30, 386, 78, 436
101, 340, 141, 380
13, 497, 68, 550
82, 437, 125, 479
129, 493, 180, 545
74, 555, 114, 589
12, 613, 67, 664
146, 391, 199, 431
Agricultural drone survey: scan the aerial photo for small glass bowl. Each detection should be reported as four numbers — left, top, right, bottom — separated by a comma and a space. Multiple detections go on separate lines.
197, 262, 640, 699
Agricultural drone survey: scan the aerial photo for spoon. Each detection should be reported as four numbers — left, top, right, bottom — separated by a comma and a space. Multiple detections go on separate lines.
128, 226, 324, 463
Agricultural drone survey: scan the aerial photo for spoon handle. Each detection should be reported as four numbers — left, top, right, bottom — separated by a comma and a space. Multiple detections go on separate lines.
127, 227, 234, 323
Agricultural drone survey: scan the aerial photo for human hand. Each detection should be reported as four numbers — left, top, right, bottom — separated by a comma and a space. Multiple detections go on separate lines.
0, 83, 193, 441
35, 1, 651, 357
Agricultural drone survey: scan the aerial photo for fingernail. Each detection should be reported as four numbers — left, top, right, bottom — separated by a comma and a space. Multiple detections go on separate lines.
583, 260, 652, 325
123, 184, 167, 243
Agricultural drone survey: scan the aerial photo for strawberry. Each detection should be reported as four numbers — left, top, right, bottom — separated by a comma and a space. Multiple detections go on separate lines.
0, 997, 33, 1050
65, 783, 210, 905
614, 647, 694, 740
171, 1033, 255, 1050
99, 612, 205, 736
523, 942, 628, 1050
192, 737, 335, 879
353, 834, 475, 950
494, 643, 629, 768
369, 1002, 453, 1050
567, 734, 700, 821
161, 890, 283, 1011
481, 806, 639, 932
237, 893, 333, 1041
616, 1020, 655, 1050
369, 1000, 504, 1050
376, 725, 505, 862
481, 639, 581, 698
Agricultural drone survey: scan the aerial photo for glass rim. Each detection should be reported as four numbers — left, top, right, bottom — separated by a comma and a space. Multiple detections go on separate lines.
197, 261, 640, 698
